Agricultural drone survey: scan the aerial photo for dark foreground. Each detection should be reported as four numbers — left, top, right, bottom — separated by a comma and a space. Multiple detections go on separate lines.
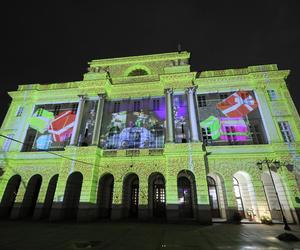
0, 220, 300, 250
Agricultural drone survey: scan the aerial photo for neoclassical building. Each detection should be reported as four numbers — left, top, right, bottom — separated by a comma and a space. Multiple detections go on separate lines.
0, 51, 299, 224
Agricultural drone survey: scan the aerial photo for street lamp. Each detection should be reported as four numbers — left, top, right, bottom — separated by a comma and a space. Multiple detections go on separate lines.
256, 158, 292, 231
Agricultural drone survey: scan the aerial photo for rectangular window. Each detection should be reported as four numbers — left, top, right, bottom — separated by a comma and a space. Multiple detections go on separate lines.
152, 99, 160, 111
267, 90, 277, 101
278, 121, 294, 142
225, 126, 237, 144
219, 93, 228, 100
201, 127, 212, 144
53, 105, 61, 116
249, 122, 264, 144
113, 102, 120, 113
71, 103, 78, 114
2, 134, 14, 152
197, 95, 207, 107
16, 106, 24, 117
133, 101, 141, 112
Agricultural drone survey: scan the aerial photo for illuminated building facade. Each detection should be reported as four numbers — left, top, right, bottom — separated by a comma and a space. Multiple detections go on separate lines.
0, 51, 300, 224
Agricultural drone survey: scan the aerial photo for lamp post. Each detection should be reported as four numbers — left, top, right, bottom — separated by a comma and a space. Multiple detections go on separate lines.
256, 158, 292, 231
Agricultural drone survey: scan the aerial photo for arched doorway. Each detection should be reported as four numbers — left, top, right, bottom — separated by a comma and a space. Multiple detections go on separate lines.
233, 177, 245, 218
207, 176, 220, 218
20, 174, 42, 218
0, 175, 21, 218
123, 173, 139, 218
261, 171, 294, 223
233, 172, 258, 221
97, 173, 114, 219
177, 170, 197, 218
42, 174, 58, 219
62, 172, 83, 220
148, 172, 166, 218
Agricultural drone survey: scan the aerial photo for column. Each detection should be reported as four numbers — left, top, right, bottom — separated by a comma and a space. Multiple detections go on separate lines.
70, 95, 86, 146
92, 93, 106, 145
165, 88, 175, 143
186, 86, 200, 142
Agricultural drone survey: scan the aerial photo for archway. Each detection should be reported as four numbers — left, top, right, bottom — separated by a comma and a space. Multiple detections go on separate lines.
233, 172, 258, 221
42, 174, 58, 219
62, 172, 83, 220
0, 175, 21, 218
20, 174, 42, 218
148, 172, 166, 218
177, 170, 197, 218
207, 173, 227, 219
261, 171, 294, 223
207, 176, 221, 218
123, 173, 139, 218
97, 173, 114, 219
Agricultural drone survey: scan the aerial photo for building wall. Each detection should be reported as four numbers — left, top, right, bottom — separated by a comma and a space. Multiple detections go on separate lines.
0, 52, 299, 224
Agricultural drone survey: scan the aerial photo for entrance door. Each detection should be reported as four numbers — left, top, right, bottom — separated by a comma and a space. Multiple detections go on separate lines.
129, 181, 139, 217
153, 183, 166, 217
178, 177, 193, 217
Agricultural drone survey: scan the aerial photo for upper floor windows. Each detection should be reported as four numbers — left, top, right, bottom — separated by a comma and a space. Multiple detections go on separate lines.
198, 91, 268, 146
197, 95, 207, 107
278, 121, 294, 143
113, 102, 121, 113
153, 99, 160, 111
267, 90, 277, 101
16, 106, 24, 117
133, 101, 141, 112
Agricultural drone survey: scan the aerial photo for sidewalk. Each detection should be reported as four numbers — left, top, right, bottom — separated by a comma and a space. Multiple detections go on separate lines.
0, 220, 299, 249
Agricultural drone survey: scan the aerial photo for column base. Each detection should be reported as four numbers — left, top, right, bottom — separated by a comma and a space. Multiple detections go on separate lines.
196, 204, 212, 224
138, 205, 149, 221
77, 203, 98, 222
166, 204, 179, 221
111, 204, 122, 220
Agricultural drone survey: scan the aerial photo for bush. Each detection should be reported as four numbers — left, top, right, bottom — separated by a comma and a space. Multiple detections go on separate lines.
260, 215, 273, 225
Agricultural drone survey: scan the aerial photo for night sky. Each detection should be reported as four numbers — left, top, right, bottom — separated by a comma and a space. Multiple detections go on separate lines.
1, 0, 300, 124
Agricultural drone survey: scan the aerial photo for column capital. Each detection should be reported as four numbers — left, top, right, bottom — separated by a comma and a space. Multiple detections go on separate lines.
78, 95, 86, 100
97, 93, 106, 99
185, 86, 198, 95
164, 88, 174, 95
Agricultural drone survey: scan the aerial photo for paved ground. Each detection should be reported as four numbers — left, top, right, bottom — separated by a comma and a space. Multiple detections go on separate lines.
0, 220, 300, 250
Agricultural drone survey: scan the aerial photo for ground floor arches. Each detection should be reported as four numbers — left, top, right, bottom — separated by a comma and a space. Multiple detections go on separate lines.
261, 171, 294, 223
177, 170, 197, 218
42, 174, 58, 219
97, 173, 114, 219
122, 173, 139, 218
62, 172, 83, 220
148, 172, 166, 218
20, 174, 42, 218
0, 175, 21, 218
207, 173, 227, 219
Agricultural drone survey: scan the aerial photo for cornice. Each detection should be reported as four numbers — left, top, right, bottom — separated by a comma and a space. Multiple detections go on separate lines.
89, 51, 190, 66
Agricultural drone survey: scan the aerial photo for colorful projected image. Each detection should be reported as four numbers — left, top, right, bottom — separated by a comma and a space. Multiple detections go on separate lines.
217, 91, 258, 118
173, 95, 189, 143
100, 98, 165, 149
198, 91, 267, 145
23, 103, 78, 151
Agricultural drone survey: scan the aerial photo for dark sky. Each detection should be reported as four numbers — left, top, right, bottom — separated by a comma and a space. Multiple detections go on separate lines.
1, 0, 300, 124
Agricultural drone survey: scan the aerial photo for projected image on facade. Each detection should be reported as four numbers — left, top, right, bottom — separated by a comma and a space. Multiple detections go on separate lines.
22, 103, 78, 151
100, 97, 165, 149
173, 95, 190, 143
198, 91, 267, 145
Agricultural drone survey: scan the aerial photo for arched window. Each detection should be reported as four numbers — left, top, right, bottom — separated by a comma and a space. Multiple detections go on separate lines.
233, 177, 245, 218
207, 176, 220, 218
128, 69, 148, 76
